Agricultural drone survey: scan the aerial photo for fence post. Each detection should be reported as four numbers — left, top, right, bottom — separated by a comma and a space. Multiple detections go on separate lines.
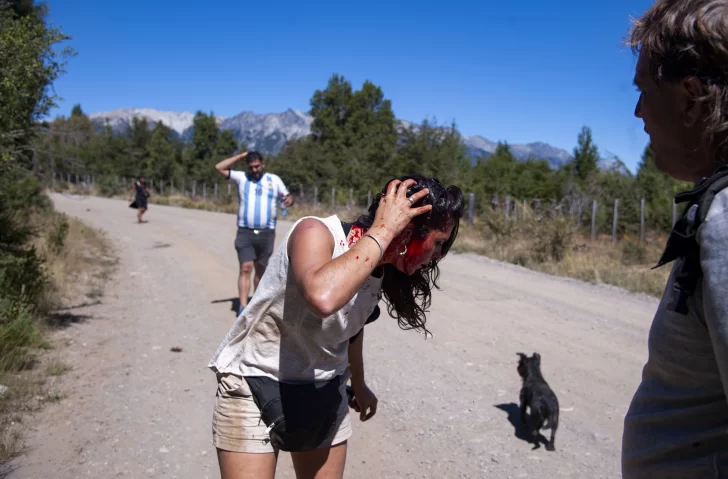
203, 183, 207, 201
160, 181, 164, 196
214, 182, 218, 200
640, 198, 646, 244
468, 192, 475, 225
52, 172, 56, 190
367, 190, 372, 207
349, 188, 353, 209
170, 179, 174, 196
505, 195, 511, 220
314, 186, 318, 209
150, 179, 154, 192
591, 200, 597, 242
68, 173, 71, 187
299, 184, 304, 199
192, 181, 196, 199
331, 187, 335, 211
75, 174, 79, 184
612, 199, 619, 243
672, 201, 677, 227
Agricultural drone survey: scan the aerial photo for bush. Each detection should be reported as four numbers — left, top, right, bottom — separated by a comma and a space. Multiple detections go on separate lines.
621, 240, 647, 265
46, 214, 69, 255
531, 216, 574, 263
96, 175, 121, 197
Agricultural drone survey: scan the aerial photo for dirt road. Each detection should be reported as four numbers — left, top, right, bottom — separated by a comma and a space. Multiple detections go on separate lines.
8, 194, 658, 479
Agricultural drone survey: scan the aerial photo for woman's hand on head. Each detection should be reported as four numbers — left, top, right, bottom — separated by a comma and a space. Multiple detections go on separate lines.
371, 179, 432, 242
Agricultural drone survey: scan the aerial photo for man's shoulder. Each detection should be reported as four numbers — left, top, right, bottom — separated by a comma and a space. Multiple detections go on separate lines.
265, 173, 283, 182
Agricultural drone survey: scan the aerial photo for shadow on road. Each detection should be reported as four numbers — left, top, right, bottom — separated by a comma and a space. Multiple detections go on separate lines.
46, 312, 93, 329
51, 300, 102, 311
494, 402, 549, 450
211, 297, 252, 318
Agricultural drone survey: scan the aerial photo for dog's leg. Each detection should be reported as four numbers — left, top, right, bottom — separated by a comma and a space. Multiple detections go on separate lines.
546, 414, 558, 451
519, 391, 527, 426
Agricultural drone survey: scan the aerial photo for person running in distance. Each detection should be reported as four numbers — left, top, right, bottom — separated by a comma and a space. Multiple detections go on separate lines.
215, 151, 294, 316
129, 174, 149, 223
208, 175, 464, 479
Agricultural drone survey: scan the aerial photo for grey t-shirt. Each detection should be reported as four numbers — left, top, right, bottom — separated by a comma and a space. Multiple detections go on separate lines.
622, 188, 728, 478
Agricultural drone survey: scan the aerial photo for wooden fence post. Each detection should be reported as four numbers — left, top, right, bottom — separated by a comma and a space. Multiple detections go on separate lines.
468, 193, 475, 225
203, 183, 207, 201
612, 199, 619, 243
505, 195, 511, 220
640, 198, 646, 243
349, 188, 353, 209
367, 190, 372, 207
331, 187, 335, 211
214, 183, 218, 200
591, 200, 597, 242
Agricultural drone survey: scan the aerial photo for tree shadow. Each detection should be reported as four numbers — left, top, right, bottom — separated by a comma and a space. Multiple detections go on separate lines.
46, 312, 93, 329
52, 300, 102, 311
494, 402, 549, 450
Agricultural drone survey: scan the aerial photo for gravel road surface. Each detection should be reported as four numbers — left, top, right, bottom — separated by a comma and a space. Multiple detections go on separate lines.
8, 194, 658, 479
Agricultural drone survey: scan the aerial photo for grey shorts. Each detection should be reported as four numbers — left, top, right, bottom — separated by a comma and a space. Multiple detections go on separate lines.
234, 227, 275, 266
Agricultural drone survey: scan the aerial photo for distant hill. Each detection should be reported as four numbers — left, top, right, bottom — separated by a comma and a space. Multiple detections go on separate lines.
89, 107, 573, 167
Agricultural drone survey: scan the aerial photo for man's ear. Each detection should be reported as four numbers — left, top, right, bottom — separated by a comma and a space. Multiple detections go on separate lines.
680, 76, 706, 128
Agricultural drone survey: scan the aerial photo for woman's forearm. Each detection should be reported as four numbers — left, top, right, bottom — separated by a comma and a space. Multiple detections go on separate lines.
348, 328, 365, 388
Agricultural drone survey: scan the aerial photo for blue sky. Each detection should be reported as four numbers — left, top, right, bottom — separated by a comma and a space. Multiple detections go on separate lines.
47, 0, 653, 171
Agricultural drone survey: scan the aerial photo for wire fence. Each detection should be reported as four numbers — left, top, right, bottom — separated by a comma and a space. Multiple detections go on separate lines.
47, 172, 678, 244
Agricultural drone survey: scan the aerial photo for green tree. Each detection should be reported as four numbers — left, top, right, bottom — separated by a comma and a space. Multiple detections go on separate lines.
635, 146, 691, 231
145, 121, 177, 181
216, 129, 238, 157
0, 1, 73, 171
572, 126, 599, 182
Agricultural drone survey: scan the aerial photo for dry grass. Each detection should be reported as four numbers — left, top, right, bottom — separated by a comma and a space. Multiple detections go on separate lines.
452, 216, 670, 297
35, 213, 117, 311
68, 186, 670, 297
45, 360, 72, 377
0, 209, 114, 465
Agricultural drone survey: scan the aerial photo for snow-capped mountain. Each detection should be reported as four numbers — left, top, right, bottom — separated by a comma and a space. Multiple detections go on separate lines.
88, 107, 572, 167
89, 108, 226, 137
217, 109, 312, 154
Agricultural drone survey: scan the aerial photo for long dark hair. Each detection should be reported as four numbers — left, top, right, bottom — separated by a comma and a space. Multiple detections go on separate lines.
353, 175, 464, 337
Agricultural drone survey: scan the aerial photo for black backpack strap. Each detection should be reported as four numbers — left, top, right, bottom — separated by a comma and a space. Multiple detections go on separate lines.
655, 166, 728, 314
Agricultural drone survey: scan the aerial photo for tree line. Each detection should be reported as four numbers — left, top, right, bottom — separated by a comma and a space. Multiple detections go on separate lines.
33, 72, 689, 236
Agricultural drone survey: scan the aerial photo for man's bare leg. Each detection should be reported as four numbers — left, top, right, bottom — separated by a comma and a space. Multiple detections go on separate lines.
253, 262, 267, 291
239, 261, 254, 310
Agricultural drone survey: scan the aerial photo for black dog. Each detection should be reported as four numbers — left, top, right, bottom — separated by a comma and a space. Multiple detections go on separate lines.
517, 352, 559, 451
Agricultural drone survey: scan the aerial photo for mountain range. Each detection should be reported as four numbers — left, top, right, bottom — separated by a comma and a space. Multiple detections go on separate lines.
89, 107, 573, 167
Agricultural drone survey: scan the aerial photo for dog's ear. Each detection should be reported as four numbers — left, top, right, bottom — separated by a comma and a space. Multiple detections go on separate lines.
517, 352, 526, 360
532, 352, 541, 363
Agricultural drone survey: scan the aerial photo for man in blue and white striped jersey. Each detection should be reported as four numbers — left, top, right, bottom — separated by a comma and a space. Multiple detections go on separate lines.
216, 151, 294, 315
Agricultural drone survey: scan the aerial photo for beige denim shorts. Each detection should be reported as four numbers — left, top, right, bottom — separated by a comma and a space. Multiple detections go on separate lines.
212, 373, 353, 453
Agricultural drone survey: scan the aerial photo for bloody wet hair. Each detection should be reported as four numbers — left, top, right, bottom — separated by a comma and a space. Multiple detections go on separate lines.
353, 174, 464, 337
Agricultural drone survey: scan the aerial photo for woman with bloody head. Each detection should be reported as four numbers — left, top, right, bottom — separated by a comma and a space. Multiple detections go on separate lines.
209, 174, 464, 479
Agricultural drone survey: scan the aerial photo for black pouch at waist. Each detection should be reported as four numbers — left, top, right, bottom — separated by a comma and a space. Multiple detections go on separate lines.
243, 375, 344, 452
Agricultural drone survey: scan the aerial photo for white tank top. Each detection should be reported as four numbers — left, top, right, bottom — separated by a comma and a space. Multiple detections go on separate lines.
208, 215, 384, 382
